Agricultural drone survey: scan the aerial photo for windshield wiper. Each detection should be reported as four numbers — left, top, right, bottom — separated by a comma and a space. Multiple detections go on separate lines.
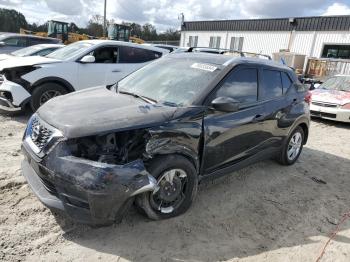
118, 90, 157, 104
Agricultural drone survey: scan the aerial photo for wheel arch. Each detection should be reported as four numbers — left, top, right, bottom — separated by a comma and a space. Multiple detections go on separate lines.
31, 77, 75, 93
286, 116, 309, 145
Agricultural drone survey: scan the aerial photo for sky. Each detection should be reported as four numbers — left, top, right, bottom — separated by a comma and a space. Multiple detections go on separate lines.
1, 0, 350, 31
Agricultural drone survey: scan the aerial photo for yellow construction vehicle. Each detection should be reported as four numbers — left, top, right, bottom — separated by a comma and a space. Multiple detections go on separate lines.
107, 24, 144, 44
20, 20, 89, 44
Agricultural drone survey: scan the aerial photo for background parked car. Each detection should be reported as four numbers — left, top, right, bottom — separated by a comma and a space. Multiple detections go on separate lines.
310, 75, 350, 123
0, 40, 169, 113
0, 44, 64, 61
143, 43, 178, 52
0, 33, 61, 54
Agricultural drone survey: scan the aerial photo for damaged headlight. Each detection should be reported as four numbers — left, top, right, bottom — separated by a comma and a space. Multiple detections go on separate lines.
2, 66, 39, 88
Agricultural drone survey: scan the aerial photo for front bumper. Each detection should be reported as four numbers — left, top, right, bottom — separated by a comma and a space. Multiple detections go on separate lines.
310, 104, 350, 123
21, 141, 157, 225
0, 79, 30, 113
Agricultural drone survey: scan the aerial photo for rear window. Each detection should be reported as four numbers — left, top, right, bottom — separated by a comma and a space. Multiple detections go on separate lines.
260, 70, 283, 100
119, 46, 162, 63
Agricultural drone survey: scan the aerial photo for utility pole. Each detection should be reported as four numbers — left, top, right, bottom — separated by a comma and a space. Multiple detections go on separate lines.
103, 0, 107, 37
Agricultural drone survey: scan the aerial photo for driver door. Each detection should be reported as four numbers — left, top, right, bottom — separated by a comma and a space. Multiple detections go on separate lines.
202, 66, 269, 174
76, 46, 118, 90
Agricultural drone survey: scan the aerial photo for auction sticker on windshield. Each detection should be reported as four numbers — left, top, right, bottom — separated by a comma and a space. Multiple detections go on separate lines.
191, 63, 217, 72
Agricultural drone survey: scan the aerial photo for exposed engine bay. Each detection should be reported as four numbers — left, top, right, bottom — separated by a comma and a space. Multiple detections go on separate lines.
67, 130, 148, 165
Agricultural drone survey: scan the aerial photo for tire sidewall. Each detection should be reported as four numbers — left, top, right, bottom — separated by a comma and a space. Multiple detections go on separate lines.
137, 155, 198, 220
283, 127, 304, 165
30, 83, 67, 111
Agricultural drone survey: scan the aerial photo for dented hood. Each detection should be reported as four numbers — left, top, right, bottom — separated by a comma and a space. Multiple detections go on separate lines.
311, 89, 350, 105
0, 55, 60, 70
37, 87, 179, 138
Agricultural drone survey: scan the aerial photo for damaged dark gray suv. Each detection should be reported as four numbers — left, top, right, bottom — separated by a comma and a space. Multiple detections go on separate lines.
21, 53, 310, 225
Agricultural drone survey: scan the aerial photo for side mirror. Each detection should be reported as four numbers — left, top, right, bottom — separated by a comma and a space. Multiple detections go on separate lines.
211, 97, 240, 112
0, 42, 5, 47
80, 55, 95, 63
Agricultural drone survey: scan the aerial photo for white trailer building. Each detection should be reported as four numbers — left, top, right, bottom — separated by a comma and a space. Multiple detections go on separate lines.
180, 16, 350, 59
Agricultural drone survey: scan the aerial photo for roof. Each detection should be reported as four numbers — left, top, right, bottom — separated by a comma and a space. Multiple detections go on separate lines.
79, 40, 170, 53
181, 15, 350, 32
167, 52, 291, 71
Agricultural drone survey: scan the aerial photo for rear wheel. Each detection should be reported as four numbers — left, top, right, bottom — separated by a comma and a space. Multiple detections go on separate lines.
31, 83, 68, 111
277, 126, 304, 165
136, 155, 198, 220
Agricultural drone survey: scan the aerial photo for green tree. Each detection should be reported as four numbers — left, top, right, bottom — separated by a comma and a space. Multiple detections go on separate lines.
0, 8, 27, 33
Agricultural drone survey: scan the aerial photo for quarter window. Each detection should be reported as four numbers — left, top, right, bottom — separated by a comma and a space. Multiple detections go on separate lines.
216, 68, 258, 103
119, 46, 162, 63
261, 70, 283, 100
281, 72, 292, 93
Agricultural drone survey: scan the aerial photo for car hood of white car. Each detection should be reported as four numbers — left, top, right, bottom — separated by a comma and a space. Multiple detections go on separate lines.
0, 56, 61, 71
0, 53, 13, 61
311, 88, 350, 105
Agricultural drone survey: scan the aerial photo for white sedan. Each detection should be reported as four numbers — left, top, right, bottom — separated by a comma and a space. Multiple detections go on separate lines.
0, 44, 64, 61
0, 40, 169, 112
310, 75, 350, 123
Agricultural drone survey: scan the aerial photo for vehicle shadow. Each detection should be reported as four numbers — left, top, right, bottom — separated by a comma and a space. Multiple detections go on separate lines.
0, 109, 32, 124
51, 147, 350, 261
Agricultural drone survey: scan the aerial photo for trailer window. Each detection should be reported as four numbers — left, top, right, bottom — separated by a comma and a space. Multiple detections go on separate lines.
322, 45, 350, 59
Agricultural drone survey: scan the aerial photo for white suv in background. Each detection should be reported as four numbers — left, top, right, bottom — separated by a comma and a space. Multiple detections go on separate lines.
0, 40, 168, 112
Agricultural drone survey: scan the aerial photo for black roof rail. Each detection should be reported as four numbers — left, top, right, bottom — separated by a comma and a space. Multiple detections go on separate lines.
187, 46, 272, 60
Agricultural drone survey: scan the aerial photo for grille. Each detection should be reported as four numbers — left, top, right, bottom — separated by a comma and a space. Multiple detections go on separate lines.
30, 117, 54, 150
38, 174, 58, 196
311, 101, 338, 108
310, 110, 337, 119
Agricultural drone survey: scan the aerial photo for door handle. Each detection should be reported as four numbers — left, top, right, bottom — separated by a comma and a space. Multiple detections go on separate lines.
112, 69, 120, 73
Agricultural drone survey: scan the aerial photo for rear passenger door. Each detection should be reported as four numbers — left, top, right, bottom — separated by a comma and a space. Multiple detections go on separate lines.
202, 66, 270, 174
105, 46, 162, 84
259, 68, 296, 147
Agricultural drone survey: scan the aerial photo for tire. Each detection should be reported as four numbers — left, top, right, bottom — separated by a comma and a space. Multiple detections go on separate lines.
30, 83, 68, 111
135, 155, 198, 220
277, 126, 305, 165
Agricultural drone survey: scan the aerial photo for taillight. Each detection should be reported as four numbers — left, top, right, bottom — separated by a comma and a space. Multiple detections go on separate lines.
304, 91, 312, 105
342, 103, 350, 110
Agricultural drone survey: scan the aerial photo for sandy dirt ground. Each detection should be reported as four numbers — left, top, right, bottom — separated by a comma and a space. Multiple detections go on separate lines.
1, 112, 350, 262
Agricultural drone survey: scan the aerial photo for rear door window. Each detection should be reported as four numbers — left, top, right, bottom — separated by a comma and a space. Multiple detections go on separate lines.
215, 67, 258, 103
119, 46, 162, 63
260, 69, 283, 100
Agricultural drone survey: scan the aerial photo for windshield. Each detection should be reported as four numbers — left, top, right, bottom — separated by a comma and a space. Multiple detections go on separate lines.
11, 45, 44, 57
46, 42, 93, 60
117, 57, 221, 106
319, 76, 350, 92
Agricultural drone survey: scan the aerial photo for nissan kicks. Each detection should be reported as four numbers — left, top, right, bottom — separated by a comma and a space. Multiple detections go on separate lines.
21, 53, 310, 225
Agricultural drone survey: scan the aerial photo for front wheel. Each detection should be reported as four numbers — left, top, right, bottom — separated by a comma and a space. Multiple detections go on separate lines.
31, 83, 68, 111
136, 155, 198, 220
277, 126, 305, 165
